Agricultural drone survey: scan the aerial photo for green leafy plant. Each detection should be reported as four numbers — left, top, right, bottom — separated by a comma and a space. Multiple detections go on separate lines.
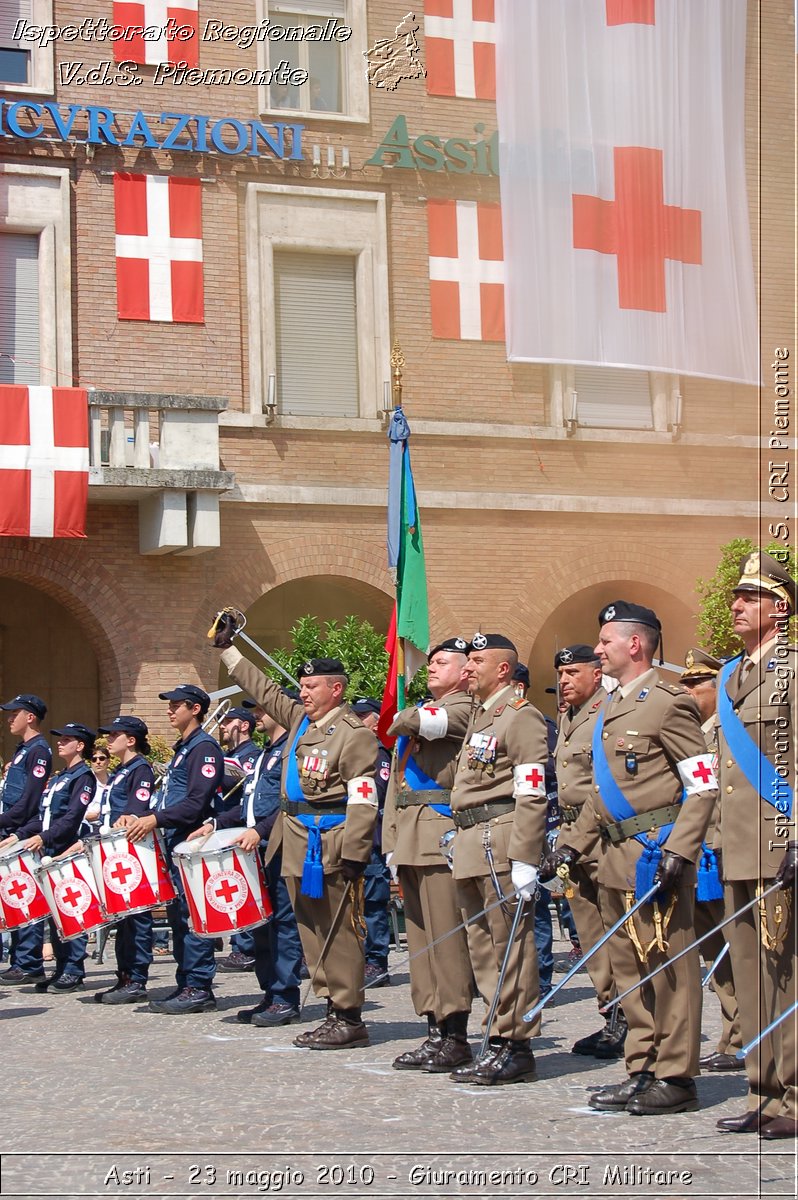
262, 614, 428, 703
696, 538, 797, 656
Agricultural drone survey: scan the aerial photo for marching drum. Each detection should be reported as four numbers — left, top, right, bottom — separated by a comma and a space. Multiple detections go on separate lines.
172, 828, 272, 939
0, 843, 50, 931
86, 826, 175, 918
36, 848, 110, 942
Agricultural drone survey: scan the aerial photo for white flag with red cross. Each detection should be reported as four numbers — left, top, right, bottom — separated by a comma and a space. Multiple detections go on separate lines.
424, 0, 496, 99
114, 173, 204, 323
0, 386, 89, 538
428, 199, 505, 342
113, 1, 199, 68
495, 0, 757, 383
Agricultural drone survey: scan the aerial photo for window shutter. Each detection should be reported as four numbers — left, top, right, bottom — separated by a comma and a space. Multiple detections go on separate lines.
274, 250, 358, 417
0, 1, 30, 45
270, 2, 346, 17
574, 367, 653, 430
0, 232, 40, 385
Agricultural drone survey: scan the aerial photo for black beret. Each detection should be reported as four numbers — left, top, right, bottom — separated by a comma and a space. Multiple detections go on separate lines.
0, 693, 46, 719
468, 633, 518, 654
597, 601, 661, 632
512, 663, 530, 688
555, 644, 601, 668
298, 658, 348, 679
428, 637, 469, 661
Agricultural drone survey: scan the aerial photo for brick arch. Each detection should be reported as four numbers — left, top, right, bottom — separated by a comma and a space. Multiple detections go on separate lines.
0, 539, 127, 712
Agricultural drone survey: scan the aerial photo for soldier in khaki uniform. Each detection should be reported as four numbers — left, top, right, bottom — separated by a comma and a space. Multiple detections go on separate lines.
547, 602, 718, 1115
553, 644, 623, 1058
679, 648, 743, 1073
382, 637, 474, 1073
713, 551, 797, 1139
213, 624, 378, 1050
449, 633, 550, 1086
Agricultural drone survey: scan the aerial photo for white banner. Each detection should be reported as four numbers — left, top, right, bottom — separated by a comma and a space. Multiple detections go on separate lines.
495, 0, 758, 383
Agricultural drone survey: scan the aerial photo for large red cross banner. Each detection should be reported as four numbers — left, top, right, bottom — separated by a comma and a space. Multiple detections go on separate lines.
494, 0, 757, 383
0, 387, 89, 538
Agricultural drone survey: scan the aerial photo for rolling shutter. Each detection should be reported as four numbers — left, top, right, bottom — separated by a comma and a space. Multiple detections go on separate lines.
0, 232, 40, 385
574, 367, 653, 430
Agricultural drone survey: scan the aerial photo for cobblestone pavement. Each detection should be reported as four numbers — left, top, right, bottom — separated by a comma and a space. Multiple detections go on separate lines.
1, 932, 795, 1199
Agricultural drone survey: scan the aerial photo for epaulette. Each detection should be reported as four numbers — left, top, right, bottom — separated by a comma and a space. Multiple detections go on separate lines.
509, 697, 528, 709
342, 713, 365, 728
656, 681, 684, 695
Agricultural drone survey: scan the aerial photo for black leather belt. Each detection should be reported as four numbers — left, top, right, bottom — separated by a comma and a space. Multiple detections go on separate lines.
601, 803, 682, 846
452, 800, 515, 829
395, 789, 452, 809
280, 797, 348, 817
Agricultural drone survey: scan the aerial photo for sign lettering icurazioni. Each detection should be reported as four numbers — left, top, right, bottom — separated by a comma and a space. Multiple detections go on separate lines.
365, 116, 498, 177
0, 99, 304, 160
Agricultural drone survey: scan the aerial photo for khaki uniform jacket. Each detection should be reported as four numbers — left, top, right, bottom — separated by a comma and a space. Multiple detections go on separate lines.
449, 685, 549, 879
220, 647, 378, 875
700, 715, 721, 847
554, 687, 606, 861
382, 692, 472, 865
567, 670, 718, 891
716, 645, 796, 880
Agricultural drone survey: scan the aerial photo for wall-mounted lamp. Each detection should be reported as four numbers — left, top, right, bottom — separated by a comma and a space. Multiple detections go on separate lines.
564, 389, 578, 436
264, 373, 277, 425
670, 390, 683, 439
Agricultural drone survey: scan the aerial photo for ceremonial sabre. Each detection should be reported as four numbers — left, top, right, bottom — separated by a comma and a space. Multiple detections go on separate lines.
701, 940, 730, 988
479, 894, 527, 1059
736, 998, 798, 1060
601, 880, 782, 1015
210, 608, 299, 688
523, 883, 659, 1023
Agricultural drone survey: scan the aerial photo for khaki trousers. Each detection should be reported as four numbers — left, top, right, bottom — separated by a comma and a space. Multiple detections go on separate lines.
567, 858, 614, 1006
694, 896, 742, 1054
399, 864, 474, 1022
286, 873, 365, 1010
724, 879, 797, 1119
456, 869, 540, 1041
599, 880, 702, 1080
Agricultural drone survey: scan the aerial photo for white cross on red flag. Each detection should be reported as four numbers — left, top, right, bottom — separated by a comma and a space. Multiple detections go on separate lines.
424, 0, 496, 99
113, 1, 199, 68
495, 0, 757, 383
428, 199, 505, 341
0, 386, 89, 538
114, 173, 204, 323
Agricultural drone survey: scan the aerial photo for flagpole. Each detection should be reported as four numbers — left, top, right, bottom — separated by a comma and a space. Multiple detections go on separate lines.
396, 636, 406, 711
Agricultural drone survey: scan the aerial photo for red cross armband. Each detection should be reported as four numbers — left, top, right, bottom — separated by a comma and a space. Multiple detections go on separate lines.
347, 777, 378, 807
513, 763, 546, 799
417, 705, 449, 740
677, 755, 718, 795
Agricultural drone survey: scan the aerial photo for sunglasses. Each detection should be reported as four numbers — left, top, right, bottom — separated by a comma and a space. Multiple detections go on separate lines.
91, 755, 109, 763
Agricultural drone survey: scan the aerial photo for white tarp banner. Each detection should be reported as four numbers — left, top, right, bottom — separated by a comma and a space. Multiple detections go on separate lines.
495, 0, 758, 383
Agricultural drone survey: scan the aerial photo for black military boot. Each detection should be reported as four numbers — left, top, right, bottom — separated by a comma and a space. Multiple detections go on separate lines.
305, 1006, 369, 1050
450, 1037, 503, 1083
589, 1071, 655, 1110
423, 1012, 473, 1073
573, 1006, 628, 1059
471, 1039, 538, 1086
294, 998, 333, 1047
393, 1014, 442, 1070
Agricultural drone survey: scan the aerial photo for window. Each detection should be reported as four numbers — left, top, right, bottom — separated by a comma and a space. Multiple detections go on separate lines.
245, 184, 389, 418
0, 1, 54, 94
259, 0, 368, 123
0, 164, 73, 387
552, 366, 675, 433
0, 232, 39, 383
274, 251, 358, 416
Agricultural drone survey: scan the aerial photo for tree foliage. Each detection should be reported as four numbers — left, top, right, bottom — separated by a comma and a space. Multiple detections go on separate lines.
696, 538, 797, 656
262, 614, 427, 703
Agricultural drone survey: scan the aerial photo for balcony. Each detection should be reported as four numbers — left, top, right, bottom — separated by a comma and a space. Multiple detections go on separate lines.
88, 390, 234, 556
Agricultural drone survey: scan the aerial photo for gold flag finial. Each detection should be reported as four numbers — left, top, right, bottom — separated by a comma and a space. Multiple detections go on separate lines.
391, 339, 405, 408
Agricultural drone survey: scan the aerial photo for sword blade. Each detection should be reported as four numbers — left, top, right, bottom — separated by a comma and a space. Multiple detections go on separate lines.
601, 880, 782, 1015
237, 629, 300, 689
523, 883, 659, 1023
701, 939, 730, 988
479, 894, 528, 1059
736, 998, 798, 1060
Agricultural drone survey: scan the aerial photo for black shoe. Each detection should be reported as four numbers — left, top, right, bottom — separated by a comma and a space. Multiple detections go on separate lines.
149, 987, 216, 1014
364, 963, 391, 988
759, 1116, 798, 1140
101, 981, 148, 1005
627, 1078, 699, 1116
217, 951, 256, 972
237, 998, 273, 1025
94, 975, 130, 1004
50, 974, 84, 993
699, 1051, 744, 1072
470, 1040, 538, 1086
393, 1017, 442, 1071
717, 1110, 776, 1134
304, 1012, 369, 1050
1, 966, 46, 985
423, 1013, 472, 1073
574, 1010, 628, 1059
251, 1002, 301, 1027
589, 1073, 655, 1111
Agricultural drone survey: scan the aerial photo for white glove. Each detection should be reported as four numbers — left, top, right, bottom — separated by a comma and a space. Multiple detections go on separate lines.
385, 851, 399, 883
511, 860, 539, 901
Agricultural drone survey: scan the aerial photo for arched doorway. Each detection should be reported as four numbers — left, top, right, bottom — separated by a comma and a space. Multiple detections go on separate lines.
526, 580, 698, 718
216, 575, 394, 690
0, 578, 100, 762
